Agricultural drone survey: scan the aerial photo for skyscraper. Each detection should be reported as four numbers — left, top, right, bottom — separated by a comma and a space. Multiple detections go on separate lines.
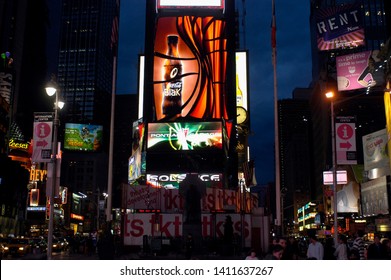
55, 0, 119, 231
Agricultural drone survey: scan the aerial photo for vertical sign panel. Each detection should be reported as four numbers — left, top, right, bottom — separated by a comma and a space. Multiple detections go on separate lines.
153, 16, 228, 121
32, 112, 53, 163
235, 51, 248, 110
336, 116, 357, 165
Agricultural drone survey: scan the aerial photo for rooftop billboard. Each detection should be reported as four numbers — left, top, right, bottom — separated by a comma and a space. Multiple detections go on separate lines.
315, 4, 364, 51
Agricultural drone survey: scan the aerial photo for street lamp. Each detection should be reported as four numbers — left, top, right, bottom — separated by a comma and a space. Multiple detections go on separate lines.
325, 90, 339, 247
45, 75, 64, 260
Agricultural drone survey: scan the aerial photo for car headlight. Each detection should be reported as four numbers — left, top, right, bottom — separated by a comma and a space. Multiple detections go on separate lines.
4, 246, 9, 250
19, 247, 24, 251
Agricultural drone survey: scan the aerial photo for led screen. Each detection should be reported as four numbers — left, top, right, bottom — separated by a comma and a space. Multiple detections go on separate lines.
153, 16, 228, 121
64, 123, 103, 151
146, 173, 222, 189
147, 122, 222, 151
128, 148, 142, 184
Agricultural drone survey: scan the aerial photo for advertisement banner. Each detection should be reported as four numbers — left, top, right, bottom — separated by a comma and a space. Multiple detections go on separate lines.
64, 123, 103, 151
235, 51, 248, 110
124, 185, 258, 213
315, 4, 364, 51
336, 116, 357, 165
147, 122, 222, 151
362, 128, 390, 171
361, 176, 389, 216
123, 213, 252, 247
384, 92, 391, 169
0, 71, 12, 104
32, 112, 53, 163
336, 50, 385, 91
153, 16, 228, 121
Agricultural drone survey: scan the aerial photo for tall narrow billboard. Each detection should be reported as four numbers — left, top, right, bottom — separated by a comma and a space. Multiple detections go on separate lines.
153, 16, 228, 121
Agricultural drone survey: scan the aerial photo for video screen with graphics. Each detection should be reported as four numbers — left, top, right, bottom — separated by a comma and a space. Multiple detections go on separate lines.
147, 122, 222, 152
64, 123, 103, 151
153, 16, 228, 121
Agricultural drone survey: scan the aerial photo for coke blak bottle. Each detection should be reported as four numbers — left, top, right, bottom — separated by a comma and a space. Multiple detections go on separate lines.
162, 35, 183, 117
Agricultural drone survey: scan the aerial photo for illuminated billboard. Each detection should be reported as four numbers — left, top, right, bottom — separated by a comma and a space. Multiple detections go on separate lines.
128, 148, 142, 184
335, 166, 360, 213
315, 4, 364, 51
362, 128, 390, 172
361, 176, 389, 216
336, 50, 385, 91
235, 51, 248, 110
146, 173, 222, 189
64, 123, 103, 151
153, 16, 228, 121
147, 122, 222, 151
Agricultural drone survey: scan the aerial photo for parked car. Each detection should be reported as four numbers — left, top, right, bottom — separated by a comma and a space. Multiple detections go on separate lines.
7, 237, 32, 257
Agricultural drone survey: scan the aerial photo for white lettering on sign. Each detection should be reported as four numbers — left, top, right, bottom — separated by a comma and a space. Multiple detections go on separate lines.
123, 213, 251, 246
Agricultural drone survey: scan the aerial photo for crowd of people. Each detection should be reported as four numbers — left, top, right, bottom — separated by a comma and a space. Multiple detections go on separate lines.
245, 231, 391, 260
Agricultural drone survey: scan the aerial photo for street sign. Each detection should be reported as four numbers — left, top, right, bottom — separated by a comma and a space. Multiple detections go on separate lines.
32, 112, 54, 163
323, 170, 348, 185
336, 116, 357, 165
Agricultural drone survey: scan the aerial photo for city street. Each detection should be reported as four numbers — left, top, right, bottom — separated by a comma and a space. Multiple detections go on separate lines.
2, 249, 247, 260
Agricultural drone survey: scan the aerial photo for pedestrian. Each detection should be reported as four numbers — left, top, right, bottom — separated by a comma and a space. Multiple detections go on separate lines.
263, 244, 284, 260
97, 223, 115, 260
306, 235, 324, 260
367, 234, 388, 260
185, 233, 194, 259
351, 230, 365, 260
334, 234, 348, 260
245, 248, 259, 260
323, 237, 336, 260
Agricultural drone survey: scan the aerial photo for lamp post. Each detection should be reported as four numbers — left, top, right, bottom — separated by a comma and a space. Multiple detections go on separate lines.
45, 75, 64, 259
326, 92, 339, 247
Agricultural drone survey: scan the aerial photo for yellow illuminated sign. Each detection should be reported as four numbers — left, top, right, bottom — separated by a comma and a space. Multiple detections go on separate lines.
29, 169, 47, 182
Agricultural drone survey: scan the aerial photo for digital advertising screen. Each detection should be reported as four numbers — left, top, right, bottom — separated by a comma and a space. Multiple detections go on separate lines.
147, 122, 222, 152
146, 173, 222, 189
64, 123, 103, 151
128, 147, 142, 184
153, 16, 228, 121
